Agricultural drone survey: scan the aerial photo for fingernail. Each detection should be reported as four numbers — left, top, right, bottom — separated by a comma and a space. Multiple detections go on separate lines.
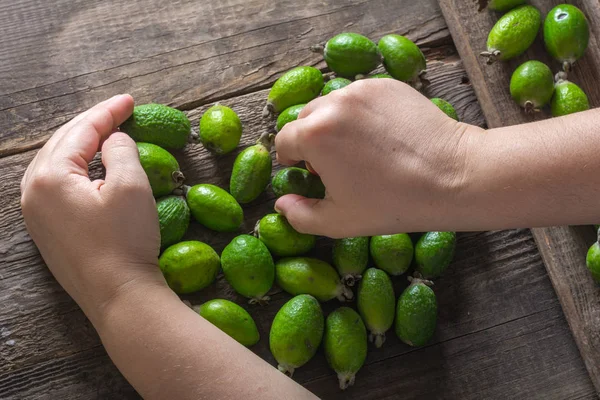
274, 204, 282, 214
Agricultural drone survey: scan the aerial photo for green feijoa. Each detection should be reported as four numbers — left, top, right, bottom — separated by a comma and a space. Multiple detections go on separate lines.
357, 268, 395, 348
324, 307, 367, 390
551, 78, 590, 117
185, 184, 243, 232
430, 98, 459, 121
544, 4, 589, 71
369, 234, 414, 276
368, 73, 393, 79
270, 294, 324, 376
264, 66, 324, 116
322, 77, 352, 95
481, 5, 541, 64
332, 237, 370, 286
414, 231, 457, 279
487, 0, 527, 12
276, 104, 305, 132
586, 242, 600, 283
256, 213, 316, 257
395, 279, 437, 347
197, 299, 260, 346
271, 167, 325, 199
378, 34, 426, 86
230, 134, 273, 204
275, 257, 353, 302
221, 234, 275, 304
137, 142, 185, 197
315, 33, 380, 78
509, 61, 554, 112
156, 195, 190, 249
199, 104, 243, 155
121, 104, 191, 149
159, 241, 220, 294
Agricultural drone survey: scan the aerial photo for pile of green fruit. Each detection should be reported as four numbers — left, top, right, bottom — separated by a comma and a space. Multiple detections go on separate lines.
118, 30, 464, 391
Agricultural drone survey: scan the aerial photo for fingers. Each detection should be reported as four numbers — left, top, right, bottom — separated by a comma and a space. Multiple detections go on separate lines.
274, 194, 342, 237
101, 132, 149, 190
275, 118, 307, 165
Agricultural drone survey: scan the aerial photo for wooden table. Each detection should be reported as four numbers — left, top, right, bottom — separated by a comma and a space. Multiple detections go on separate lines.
0, 1, 598, 399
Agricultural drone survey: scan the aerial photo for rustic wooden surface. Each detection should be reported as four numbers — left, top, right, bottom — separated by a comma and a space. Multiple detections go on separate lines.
438, 0, 600, 393
0, 0, 598, 399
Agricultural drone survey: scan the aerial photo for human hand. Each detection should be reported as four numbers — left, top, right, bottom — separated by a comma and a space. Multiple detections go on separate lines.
20, 95, 166, 324
274, 79, 482, 238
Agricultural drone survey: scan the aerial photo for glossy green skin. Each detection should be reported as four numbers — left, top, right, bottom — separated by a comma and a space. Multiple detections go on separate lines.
267, 67, 324, 113
324, 33, 380, 78
544, 4, 589, 65
269, 295, 324, 375
414, 231, 456, 279
230, 143, 272, 204
332, 237, 370, 277
368, 73, 393, 79
156, 196, 190, 249
221, 235, 275, 300
186, 184, 243, 232
430, 98, 459, 121
322, 78, 352, 95
488, 0, 526, 12
137, 142, 183, 197
378, 34, 426, 82
395, 282, 437, 347
324, 307, 367, 390
121, 104, 191, 149
586, 242, 600, 283
551, 80, 590, 117
257, 214, 315, 257
486, 5, 541, 60
197, 299, 260, 346
276, 257, 347, 302
276, 104, 305, 131
271, 167, 325, 199
159, 241, 220, 294
357, 268, 395, 347
199, 105, 242, 155
370, 234, 414, 276
509, 61, 554, 109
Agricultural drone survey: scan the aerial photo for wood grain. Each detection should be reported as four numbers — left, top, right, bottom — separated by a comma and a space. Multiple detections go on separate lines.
437, 0, 600, 393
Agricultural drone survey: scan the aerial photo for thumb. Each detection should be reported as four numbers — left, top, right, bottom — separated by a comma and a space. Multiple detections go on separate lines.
274, 194, 341, 237
101, 132, 149, 190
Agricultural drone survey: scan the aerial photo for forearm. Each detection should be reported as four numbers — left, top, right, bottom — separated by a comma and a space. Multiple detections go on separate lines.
93, 282, 316, 400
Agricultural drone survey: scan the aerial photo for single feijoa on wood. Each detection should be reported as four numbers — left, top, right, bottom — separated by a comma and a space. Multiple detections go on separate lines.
313, 32, 381, 78
509, 60, 554, 113
357, 268, 395, 348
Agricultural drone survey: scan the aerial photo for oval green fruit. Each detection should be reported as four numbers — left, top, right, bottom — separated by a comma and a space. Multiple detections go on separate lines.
551, 78, 590, 117
185, 184, 243, 232
197, 299, 260, 346
221, 234, 275, 303
276, 104, 305, 132
357, 268, 395, 348
256, 213, 315, 257
332, 237, 370, 286
322, 77, 352, 95
378, 34, 426, 86
370, 234, 414, 276
481, 5, 541, 64
395, 279, 437, 347
488, 0, 526, 12
199, 104, 243, 155
414, 231, 456, 279
156, 195, 190, 249
324, 307, 367, 390
230, 135, 273, 204
121, 104, 191, 149
544, 4, 589, 71
270, 294, 324, 376
367, 73, 393, 79
275, 257, 353, 302
586, 242, 600, 283
159, 241, 220, 294
264, 66, 324, 116
319, 33, 380, 78
509, 60, 554, 112
137, 142, 184, 197
430, 98, 459, 121
271, 167, 325, 199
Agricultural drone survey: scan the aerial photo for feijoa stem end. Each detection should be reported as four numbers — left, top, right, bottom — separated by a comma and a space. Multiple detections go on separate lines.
369, 332, 386, 348
253, 220, 261, 237
249, 295, 270, 306
341, 273, 362, 287
480, 50, 501, 65
277, 364, 295, 377
181, 185, 192, 198
310, 44, 325, 54
188, 131, 200, 143
262, 102, 275, 118
337, 372, 356, 390
355, 74, 366, 80
257, 132, 275, 150
555, 71, 569, 84
523, 101, 539, 115
172, 171, 185, 187
337, 284, 354, 302
408, 273, 434, 287
562, 61, 572, 73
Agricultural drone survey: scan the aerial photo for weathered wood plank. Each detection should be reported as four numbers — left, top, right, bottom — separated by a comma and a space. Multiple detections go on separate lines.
0, 0, 450, 157
437, 0, 600, 393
